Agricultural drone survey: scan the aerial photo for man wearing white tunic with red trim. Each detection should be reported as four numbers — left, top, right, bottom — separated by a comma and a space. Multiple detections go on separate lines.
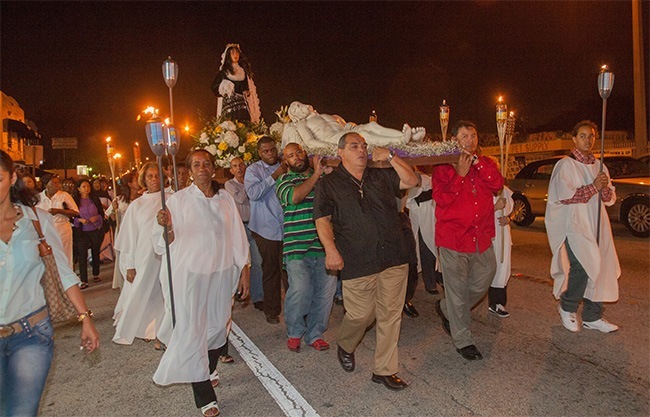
153, 150, 250, 417
545, 120, 620, 334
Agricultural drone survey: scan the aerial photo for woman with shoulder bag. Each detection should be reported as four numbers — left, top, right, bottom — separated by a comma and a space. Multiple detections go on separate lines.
0, 150, 100, 416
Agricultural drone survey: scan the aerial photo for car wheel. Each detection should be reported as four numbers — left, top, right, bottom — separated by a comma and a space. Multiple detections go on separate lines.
511, 194, 535, 227
621, 197, 650, 238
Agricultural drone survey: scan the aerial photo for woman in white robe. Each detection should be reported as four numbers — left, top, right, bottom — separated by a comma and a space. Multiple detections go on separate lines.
112, 163, 167, 346
106, 171, 142, 289
153, 149, 249, 417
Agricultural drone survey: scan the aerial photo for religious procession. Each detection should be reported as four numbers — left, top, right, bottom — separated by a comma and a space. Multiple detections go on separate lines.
0, 41, 641, 417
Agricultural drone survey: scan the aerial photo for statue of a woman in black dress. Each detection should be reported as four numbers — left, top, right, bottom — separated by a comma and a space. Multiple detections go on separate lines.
211, 43, 261, 123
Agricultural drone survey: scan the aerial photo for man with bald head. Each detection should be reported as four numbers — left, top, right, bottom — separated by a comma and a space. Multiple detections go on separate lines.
275, 143, 337, 353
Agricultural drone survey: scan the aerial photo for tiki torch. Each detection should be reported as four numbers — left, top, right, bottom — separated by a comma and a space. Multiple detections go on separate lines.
145, 114, 176, 327
439, 100, 449, 141
105, 137, 119, 229
496, 98, 508, 263
596, 65, 614, 243
163, 120, 180, 191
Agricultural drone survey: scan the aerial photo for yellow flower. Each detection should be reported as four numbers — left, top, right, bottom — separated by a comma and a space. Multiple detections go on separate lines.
214, 126, 222, 134
246, 133, 257, 143
218, 141, 228, 151
243, 152, 252, 162
237, 122, 244, 128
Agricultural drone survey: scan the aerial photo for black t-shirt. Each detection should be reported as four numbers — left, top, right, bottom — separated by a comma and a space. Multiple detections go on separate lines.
313, 164, 409, 280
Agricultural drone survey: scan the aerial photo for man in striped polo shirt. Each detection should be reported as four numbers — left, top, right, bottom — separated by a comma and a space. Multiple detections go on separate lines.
276, 142, 337, 353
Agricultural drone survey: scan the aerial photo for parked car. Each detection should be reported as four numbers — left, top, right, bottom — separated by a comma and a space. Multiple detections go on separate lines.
508, 156, 650, 237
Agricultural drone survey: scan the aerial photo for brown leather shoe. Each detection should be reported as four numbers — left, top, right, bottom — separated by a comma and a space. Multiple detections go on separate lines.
371, 373, 408, 390
435, 300, 451, 336
337, 345, 355, 372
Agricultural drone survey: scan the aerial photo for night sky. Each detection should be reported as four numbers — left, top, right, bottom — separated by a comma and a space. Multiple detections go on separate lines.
1, 1, 643, 172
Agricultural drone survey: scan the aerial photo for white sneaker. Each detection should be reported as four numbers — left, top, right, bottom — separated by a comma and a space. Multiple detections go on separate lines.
558, 305, 580, 332
488, 304, 510, 318
583, 318, 619, 333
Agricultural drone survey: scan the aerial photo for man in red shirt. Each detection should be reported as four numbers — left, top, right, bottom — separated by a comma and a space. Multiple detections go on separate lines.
432, 121, 504, 360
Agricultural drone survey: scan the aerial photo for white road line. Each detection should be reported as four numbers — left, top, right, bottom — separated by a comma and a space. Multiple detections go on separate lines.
230, 322, 320, 417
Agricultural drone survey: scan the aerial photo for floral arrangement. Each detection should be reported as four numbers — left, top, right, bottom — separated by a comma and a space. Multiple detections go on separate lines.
192, 115, 268, 167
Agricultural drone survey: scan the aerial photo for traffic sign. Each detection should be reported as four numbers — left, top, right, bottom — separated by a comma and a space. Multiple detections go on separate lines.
52, 137, 78, 149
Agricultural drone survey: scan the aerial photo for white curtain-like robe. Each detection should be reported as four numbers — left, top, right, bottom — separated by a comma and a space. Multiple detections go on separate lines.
491, 186, 514, 288
153, 185, 249, 385
112, 191, 167, 344
405, 174, 437, 273
545, 157, 620, 302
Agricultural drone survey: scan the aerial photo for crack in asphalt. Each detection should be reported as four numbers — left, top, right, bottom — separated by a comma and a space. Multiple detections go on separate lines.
230, 322, 319, 417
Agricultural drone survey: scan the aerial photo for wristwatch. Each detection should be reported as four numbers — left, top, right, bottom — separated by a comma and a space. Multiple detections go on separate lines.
386, 150, 395, 163
77, 310, 94, 322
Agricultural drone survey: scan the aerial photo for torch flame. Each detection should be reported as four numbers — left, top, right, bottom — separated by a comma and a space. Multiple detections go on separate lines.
498, 96, 503, 103
509, 111, 514, 117
106, 136, 111, 143
164, 118, 171, 125
113, 153, 121, 160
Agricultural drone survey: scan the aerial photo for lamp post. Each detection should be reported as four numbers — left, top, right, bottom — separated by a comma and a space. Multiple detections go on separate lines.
145, 114, 176, 327
439, 100, 449, 141
105, 137, 119, 229
596, 65, 615, 243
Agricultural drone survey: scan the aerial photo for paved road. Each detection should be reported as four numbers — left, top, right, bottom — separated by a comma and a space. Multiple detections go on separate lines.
40, 220, 649, 416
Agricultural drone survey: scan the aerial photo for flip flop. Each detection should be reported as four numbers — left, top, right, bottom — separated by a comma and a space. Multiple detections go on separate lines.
79, 283, 89, 289
93, 276, 102, 282
200, 401, 220, 417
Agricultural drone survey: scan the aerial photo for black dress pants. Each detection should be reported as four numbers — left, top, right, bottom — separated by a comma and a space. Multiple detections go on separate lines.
251, 232, 283, 318
191, 343, 227, 408
77, 228, 103, 282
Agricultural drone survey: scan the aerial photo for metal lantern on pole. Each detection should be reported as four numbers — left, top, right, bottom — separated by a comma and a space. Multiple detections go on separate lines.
145, 114, 176, 327
439, 100, 449, 141
596, 65, 615, 243
163, 57, 178, 123
163, 57, 179, 190
105, 137, 120, 229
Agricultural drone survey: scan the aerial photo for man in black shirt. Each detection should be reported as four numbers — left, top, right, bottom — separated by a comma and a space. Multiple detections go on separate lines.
314, 132, 418, 391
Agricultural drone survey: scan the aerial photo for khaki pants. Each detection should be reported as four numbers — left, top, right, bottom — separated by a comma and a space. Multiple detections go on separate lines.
438, 247, 496, 349
337, 264, 408, 375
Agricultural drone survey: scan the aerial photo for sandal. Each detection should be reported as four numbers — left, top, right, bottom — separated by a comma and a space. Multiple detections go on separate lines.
79, 282, 89, 290
200, 401, 220, 417
93, 276, 102, 282
219, 355, 234, 364
154, 340, 166, 351
209, 369, 220, 388
309, 338, 330, 351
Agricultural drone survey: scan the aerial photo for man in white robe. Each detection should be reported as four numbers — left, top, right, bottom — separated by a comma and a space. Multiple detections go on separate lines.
112, 185, 167, 344
545, 120, 620, 333
36, 175, 79, 267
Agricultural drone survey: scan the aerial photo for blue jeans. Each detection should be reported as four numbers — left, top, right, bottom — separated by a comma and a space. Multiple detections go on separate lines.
284, 257, 337, 344
0, 308, 54, 417
245, 224, 264, 303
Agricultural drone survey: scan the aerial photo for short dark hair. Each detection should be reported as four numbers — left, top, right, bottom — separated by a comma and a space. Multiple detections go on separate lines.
257, 135, 275, 149
571, 120, 598, 137
185, 149, 214, 167
338, 132, 361, 149
0, 150, 38, 206
451, 120, 477, 137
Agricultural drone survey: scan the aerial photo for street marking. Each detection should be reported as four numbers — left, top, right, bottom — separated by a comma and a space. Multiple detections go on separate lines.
230, 322, 320, 417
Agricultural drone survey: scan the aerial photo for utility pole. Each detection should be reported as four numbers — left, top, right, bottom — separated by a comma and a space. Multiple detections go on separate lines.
632, 0, 648, 156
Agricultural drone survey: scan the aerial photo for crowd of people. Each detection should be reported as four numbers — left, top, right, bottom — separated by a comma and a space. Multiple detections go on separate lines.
0, 43, 622, 417
0, 115, 622, 416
